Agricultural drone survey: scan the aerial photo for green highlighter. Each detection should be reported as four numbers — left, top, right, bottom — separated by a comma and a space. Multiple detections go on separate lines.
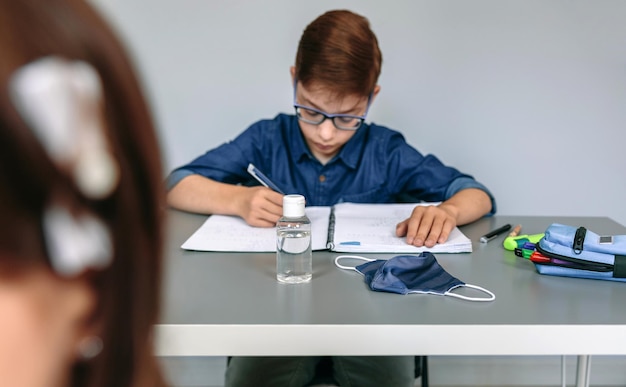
503, 234, 544, 251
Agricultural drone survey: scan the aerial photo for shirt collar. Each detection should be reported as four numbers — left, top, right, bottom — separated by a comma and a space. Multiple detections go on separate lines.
289, 115, 368, 169
336, 125, 368, 169
289, 117, 314, 162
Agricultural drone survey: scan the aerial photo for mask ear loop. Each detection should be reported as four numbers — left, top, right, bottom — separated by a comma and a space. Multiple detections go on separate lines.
334, 255, 375, 272
443, 284, 496, 302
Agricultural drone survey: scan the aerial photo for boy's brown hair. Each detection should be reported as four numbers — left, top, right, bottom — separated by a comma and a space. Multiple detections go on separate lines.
295, 10, 382, 98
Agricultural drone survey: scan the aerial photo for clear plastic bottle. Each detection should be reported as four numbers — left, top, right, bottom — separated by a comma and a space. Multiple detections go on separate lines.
276, 194, 312, 284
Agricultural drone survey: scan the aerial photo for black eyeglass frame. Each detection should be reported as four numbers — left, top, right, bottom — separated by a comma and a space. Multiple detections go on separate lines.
292, 83, 373, 131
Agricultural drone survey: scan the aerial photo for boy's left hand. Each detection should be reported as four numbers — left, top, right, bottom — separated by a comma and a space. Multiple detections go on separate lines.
395, 204, 458, 247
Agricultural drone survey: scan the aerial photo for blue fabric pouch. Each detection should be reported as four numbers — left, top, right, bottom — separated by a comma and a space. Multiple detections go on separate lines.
534, 223, 626, 282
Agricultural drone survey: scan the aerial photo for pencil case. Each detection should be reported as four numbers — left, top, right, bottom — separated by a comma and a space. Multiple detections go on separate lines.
533, 223, 626, 282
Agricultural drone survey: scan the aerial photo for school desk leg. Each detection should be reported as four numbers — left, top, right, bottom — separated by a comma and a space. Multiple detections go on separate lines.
575, 355, 591, 387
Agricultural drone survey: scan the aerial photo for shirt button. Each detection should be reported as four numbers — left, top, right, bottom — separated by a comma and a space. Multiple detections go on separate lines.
319, 175, 326, 183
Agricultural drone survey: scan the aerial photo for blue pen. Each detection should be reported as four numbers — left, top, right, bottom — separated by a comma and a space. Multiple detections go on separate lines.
247, 163, 285, 194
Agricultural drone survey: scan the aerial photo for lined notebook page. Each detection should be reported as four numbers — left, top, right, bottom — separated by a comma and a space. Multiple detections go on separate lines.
181, 207, 331, 252
330, 202, 472, 253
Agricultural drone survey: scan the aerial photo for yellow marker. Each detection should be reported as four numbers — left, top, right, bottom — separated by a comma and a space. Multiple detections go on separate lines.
503, 233, 544, 251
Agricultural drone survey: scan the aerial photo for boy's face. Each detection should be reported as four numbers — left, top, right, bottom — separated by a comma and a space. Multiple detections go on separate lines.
293, 78, 378, 165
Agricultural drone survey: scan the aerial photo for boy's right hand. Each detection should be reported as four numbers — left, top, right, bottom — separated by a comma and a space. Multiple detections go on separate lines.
166, 175, 284, 227
238, 187, 283, 227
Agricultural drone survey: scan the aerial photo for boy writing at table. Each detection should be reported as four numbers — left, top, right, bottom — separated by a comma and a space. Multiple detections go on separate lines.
167, 9, 494, 387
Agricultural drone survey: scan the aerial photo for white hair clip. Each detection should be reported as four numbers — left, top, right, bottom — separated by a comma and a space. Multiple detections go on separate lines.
9, 56, 119, 199
42, 204, 113, 276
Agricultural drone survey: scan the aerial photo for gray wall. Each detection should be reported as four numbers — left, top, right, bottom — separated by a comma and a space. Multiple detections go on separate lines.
90, 0, 626, 227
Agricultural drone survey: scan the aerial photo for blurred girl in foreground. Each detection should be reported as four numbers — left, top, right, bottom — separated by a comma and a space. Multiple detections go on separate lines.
0, 0, 168, 386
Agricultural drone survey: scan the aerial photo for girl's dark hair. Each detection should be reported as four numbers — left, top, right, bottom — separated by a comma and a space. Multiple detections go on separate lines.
0, 0, 167, 386
295, 9, 383, 97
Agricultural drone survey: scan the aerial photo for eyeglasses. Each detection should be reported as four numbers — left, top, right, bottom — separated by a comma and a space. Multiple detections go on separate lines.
293, 84, 372, 131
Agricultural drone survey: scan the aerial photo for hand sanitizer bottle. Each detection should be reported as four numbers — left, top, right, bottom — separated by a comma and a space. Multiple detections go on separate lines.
276, 194, 312, 283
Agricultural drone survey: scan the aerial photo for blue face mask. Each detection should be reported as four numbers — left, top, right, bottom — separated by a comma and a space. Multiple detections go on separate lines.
335, 253, 495, 302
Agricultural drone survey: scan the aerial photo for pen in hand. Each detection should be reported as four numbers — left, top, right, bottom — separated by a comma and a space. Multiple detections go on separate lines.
247, 163, 285, 194
480, 224, 512, 243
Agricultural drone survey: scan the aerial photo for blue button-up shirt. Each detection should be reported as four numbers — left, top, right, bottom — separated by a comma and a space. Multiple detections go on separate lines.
168, 114, 495, 211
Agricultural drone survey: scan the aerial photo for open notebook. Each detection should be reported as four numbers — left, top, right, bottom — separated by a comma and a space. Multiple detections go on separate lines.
181, 202, 473, 253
